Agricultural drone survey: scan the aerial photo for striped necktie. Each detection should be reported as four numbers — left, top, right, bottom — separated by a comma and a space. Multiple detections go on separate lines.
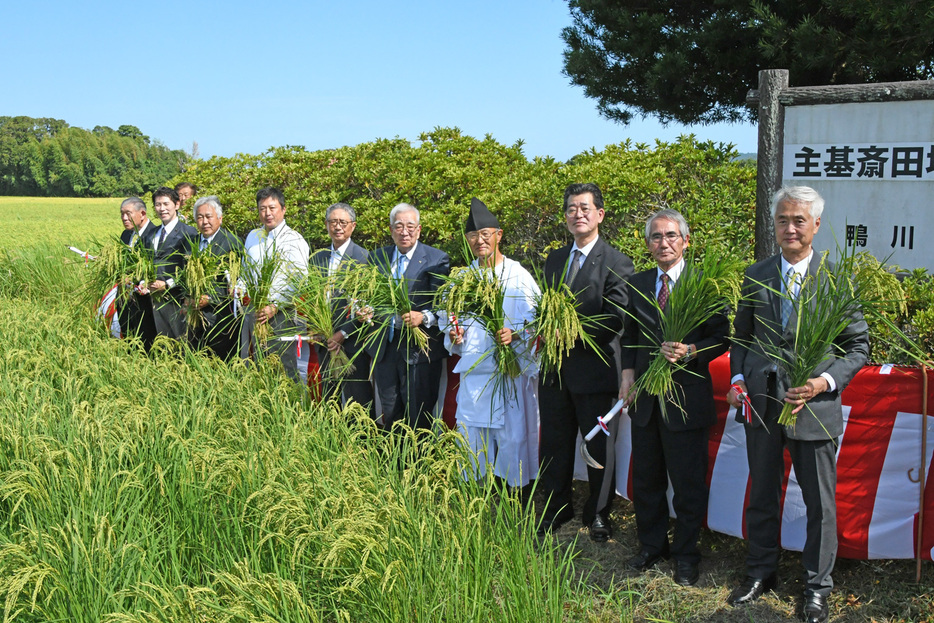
658, 273, 670, 311
781, 267, 797, 328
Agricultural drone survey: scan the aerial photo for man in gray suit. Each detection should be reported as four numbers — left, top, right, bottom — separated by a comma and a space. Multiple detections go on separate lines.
726, 186, 869, 623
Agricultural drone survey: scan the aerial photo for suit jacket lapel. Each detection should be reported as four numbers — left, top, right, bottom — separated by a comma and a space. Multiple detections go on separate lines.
404, 244, 427, 293
633, 270, 662, 340
767, 255, 784, 330
574, 238, 601, 291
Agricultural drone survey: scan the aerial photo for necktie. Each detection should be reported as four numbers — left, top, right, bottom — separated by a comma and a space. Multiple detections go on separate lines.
657, 273, 670, 311
781, 267, 797, 328
129, 232, 138, 248
329, 250, 341, 276
565, 249, 582, 287
389, 253, 408, 342
394, 254, 408, 281
157, 227, 166, 251
200, 237, 208, 252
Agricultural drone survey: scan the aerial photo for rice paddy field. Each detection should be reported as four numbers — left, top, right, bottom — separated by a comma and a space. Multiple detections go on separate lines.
1, 197, 933, 622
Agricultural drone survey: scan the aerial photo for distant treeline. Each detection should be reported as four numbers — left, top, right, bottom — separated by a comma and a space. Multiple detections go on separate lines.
0, 116, 188, 197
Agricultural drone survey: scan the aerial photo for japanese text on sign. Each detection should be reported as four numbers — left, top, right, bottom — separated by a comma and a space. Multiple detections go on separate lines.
784, 143, 934, 180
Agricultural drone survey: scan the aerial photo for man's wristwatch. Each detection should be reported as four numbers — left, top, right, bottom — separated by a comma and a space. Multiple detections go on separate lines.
685, 344, 695, 361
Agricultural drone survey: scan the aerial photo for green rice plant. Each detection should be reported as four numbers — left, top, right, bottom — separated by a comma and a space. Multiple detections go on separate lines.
528, 265, 608, 378
0, 242, 88, 301
338, 261, 430, 355
176, 243, 227, 331
242, 243, 284, 346
435, 263, 521, 383
77, 237, 155, 316
749, 251, 865, 427
625, 251, 741, 422
292, 265, 354, 380
0, 277, 586, 622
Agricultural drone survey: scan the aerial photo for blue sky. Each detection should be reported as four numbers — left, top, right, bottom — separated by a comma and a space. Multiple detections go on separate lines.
1, 0, 757, 161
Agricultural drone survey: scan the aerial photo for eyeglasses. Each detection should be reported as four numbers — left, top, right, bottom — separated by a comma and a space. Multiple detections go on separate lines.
565, 206, 596, 216
392, 223, 419, 233
649, 232, 683, 244
466, 229, 499, 242
327, 219, 353, 228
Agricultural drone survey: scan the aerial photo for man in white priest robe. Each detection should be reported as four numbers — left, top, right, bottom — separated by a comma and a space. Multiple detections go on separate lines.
444, 198, 541, 487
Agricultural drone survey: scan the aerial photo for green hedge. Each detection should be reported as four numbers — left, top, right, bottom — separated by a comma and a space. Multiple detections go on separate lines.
173, 127, 756, 270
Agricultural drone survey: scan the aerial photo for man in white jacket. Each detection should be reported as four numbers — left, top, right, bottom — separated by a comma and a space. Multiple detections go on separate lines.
445, 198, 540, 487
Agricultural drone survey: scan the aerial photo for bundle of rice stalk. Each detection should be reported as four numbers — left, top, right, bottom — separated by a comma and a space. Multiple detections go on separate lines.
436, 264, 521, 381
243, 245, 284, 345
177, 243, 227, 331
82, 237, 155, 310
529, 269, 607, 378
338, 261, 430, 355
755, 251, 864, 427
627, 252, 741, 422
292, 266, 354, 380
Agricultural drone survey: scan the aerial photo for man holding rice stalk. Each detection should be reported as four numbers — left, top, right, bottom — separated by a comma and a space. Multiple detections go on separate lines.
362, 203, 450, 431
310, 202, 373, 410
443, 198, 541, 488
185, 196, 243, 361
726, 186, 869, 623
139, 186, 199, 340
537, 182, 633, 542
117, 196, 157, 347
240, 187, 309, 381
619, 209, 730, 586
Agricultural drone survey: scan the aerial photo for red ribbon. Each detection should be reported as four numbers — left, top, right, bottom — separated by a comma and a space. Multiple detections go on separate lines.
730, 383, 753, 423
296, 335, 302, 358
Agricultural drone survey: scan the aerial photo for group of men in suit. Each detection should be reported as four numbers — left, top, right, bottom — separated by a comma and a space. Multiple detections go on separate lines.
115, 182, 866, 621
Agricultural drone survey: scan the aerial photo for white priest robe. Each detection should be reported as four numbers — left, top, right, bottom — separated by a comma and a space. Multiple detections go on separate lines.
444, 257, 541, 486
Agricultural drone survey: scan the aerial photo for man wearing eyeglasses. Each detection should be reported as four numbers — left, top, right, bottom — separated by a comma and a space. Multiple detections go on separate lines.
311, 202, 374, 411
537, 182, 634, 543
366, 203, 450, 430
618, 209, 729, 585
445, 198, 541, 488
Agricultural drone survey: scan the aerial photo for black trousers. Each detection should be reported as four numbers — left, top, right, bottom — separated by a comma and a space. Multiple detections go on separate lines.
373, 339, 443, 430
538, 386, 617, 525
316, 345, 376, 417
631, 401, 709, 564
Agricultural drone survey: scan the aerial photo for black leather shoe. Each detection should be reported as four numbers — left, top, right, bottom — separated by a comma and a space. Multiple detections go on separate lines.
627, 547, 669, 571
728, 574, 777, 607
673, 560, 699, 586
802, 590, 829, 623
537, 511, 574, 536
589, 515, 612, 542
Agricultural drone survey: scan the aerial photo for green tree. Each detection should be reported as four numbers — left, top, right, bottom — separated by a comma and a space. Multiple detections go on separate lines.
561, 0, 934, 125
0, 116, 186, 197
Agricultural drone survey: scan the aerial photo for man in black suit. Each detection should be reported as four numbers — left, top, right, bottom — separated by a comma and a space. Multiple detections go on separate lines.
726, 186, 869, 623
365, 203, 450, 430
141, 186, 199, 340
537, 182, 634, 542
619, 209, 729, 585
118, 196, 157, 348
311, 202, 374, 411
187, 195, 243, 360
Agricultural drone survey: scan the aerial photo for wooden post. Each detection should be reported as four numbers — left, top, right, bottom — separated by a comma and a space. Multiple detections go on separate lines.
752, 69, 787, 260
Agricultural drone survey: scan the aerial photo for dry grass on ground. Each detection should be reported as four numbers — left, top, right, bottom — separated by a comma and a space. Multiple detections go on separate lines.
535, 483, 934, 622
